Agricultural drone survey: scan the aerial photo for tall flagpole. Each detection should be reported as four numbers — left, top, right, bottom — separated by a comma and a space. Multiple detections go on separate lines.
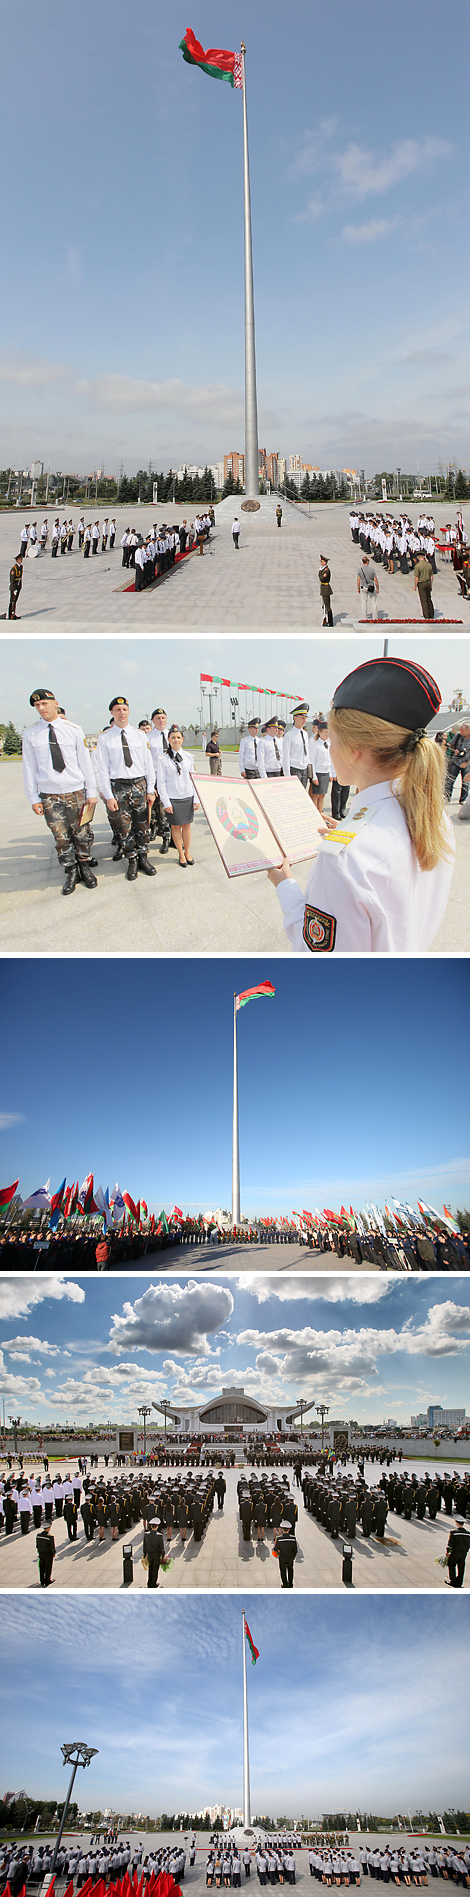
232, 994, 240, 1226
242, 1609, 251, 1827
241, 43, 260, 502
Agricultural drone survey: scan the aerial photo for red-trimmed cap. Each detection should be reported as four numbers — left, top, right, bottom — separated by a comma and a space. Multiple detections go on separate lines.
332, 657, 441, 728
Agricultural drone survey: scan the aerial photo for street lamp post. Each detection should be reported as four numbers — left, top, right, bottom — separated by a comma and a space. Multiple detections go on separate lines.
298, 1398, 308, 1440
9, 1415, 21, 1457
50, 1744, 98, 1876
315, 1403, 330, 1453
138, 1405, 151, 1462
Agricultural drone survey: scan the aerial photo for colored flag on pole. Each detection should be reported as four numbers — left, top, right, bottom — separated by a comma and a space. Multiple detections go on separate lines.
236, 981, 275, 1010
49, 1177, 67, 1230
179, 28, 242, 87
0, 1179, 19, 1206
23, 1179, 51, 1210
245, 1616, 259, 1664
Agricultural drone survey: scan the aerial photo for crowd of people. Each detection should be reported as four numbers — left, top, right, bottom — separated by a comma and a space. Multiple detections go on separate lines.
2, 1839, 470, 1897
1, 1208, 467, 1273
0, 1837, 187, 1897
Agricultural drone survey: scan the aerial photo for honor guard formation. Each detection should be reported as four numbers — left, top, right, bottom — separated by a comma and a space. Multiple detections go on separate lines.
1, 1452, 468, 1588
2, 1840, 470, 1897
349, 507, 469, 619
6, 513, 215, 616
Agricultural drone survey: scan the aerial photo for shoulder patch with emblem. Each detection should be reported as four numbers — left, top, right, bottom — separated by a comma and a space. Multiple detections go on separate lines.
303, 904, 336, 952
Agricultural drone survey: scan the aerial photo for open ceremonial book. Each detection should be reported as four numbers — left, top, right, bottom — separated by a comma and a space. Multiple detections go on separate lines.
190, 772, 325, 877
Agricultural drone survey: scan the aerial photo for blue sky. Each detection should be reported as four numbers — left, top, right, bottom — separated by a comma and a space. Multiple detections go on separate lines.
1, 959, 469, 1219
1, 0, 469, 473
1, 1271, 470, 1426
0, 1595, 468, 1814
3, 636, 469, 736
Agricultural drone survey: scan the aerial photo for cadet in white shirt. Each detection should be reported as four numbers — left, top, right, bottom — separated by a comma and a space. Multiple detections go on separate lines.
96, 695, 156, 882
309, 717, 332, 814
269, 658, 455, 953
23, 687, 98, 896
91, 520, 100, 553
148, 707, 171, 852
239, 716, 266, 779
156, 722, 200, 865
282, 702, 310, 787
262, 716, 284, 775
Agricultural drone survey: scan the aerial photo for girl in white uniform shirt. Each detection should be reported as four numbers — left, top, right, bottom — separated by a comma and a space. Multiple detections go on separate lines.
156, 723, 200, 866
309, 718, 332, 815
268, 658, 455, 954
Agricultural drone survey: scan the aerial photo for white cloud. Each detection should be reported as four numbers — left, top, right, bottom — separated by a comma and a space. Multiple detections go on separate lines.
239, 1275, 394, 1305
2, 1335, 61, 1357
0, 1112, 25, 1130
342, 218, 400, 245
108, 1280, 234, 1357
334, 136, 453, 198
0, 353, 70, 389
0, 1277, 85, 1319
78, 374, 245, 424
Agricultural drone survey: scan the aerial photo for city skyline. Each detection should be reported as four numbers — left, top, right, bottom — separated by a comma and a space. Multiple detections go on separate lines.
1, 0, 469, 470
1, 1272, 470, 1425
0, 1596, 468, 1814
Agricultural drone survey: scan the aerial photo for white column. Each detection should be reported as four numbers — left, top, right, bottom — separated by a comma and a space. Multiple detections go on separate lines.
241, 43, 260, 502
232, 995, 240, 1225
242, 1609, 251, 1827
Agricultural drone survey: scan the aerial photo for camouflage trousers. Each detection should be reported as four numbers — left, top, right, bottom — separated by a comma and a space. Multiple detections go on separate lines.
149, 794, 171, 843
110, 776, 149, 858
41, 789, 93, 867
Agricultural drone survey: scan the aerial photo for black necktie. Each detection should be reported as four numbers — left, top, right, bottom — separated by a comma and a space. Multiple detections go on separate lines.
254, 739, 258, 761
274, 739, 280, 762
48, 722, 66, 773
301, 730, 307, 756
163, 735, 169, 753
121, 730, 133, 768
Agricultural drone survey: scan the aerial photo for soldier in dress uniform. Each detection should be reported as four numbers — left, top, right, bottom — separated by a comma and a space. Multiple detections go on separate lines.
143, 1516, 166, 1587
262, 717, 284, 775
36, 1520, 55, 1586
282, 703, 310, 786
275, 1518, 298, 1588
23, 689, 98, 895
239, 717, 265, 779
8, 554, 23, 619
96, 696, 157, 882
269, 660, 455, 952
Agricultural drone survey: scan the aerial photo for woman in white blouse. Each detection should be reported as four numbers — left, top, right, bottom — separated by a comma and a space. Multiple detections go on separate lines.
309, 717, 332, 815
156, 723, 200, 867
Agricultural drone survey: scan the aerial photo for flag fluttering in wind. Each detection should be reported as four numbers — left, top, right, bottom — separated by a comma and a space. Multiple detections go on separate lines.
0, 1178, 19, 1206
23, 1179, 51, 1210
49, 1177, 67, 1230
236, 980, 275, 1011
179, 27, 242, 87
245, 1616, 259, 1665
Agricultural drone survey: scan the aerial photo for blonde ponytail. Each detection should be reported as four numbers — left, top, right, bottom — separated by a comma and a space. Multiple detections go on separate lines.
328, 707, 451, 871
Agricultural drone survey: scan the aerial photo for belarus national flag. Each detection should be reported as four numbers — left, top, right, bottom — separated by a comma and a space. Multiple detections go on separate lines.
245, 1616, 259, 1665
179, 27, 242, 87
236, 980, 275, 1011
0, 1178, 19, 1206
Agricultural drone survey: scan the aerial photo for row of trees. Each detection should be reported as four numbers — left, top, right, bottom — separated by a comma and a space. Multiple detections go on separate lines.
0, 1797, 79, 1833
0, 721, 22, 754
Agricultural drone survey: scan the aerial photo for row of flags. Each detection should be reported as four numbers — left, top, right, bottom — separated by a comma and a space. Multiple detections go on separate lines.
0, 1870, 181, 1897
0, 1177, 461, 1237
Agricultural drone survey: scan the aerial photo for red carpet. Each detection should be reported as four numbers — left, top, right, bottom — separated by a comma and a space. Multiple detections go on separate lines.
121, 547, 193, 594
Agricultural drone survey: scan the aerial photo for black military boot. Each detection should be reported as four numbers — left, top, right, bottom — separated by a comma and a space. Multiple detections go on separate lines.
113, 843, 124, 860
78, 861, 98, 888
62, 864, 78, 895
138, 852, 157, 876
159, 835, 170, 854
126, 856, 138, 881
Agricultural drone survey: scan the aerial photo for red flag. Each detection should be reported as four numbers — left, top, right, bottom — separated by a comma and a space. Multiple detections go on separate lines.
0, 1179, 19, 1206
123, 1191, 138, 1222
171, 1205, 183, 1220
0, 1882, 12, 1897
63, 1882, 75, 1897
42, 1881, 56, 1897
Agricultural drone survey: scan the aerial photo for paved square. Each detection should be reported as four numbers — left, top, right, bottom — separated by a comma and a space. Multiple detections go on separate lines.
1, 498, 468, 629
1, 1456, 468, 1592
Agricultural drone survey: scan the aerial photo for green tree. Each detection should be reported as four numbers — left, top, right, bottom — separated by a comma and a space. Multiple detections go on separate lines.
455, 1208, 470, 1234
454, 470, 469, 500
2, 720, 22, 755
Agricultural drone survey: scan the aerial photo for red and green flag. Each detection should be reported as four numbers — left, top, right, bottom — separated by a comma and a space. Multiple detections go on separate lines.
236, 980, 275, 1011
245, 1616, 259, 1665
179, 27, 242, 88
0, 1178, 19, 1206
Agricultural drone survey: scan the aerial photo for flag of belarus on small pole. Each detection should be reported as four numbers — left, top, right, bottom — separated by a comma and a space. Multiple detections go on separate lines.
244, 1616, 259, 1665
